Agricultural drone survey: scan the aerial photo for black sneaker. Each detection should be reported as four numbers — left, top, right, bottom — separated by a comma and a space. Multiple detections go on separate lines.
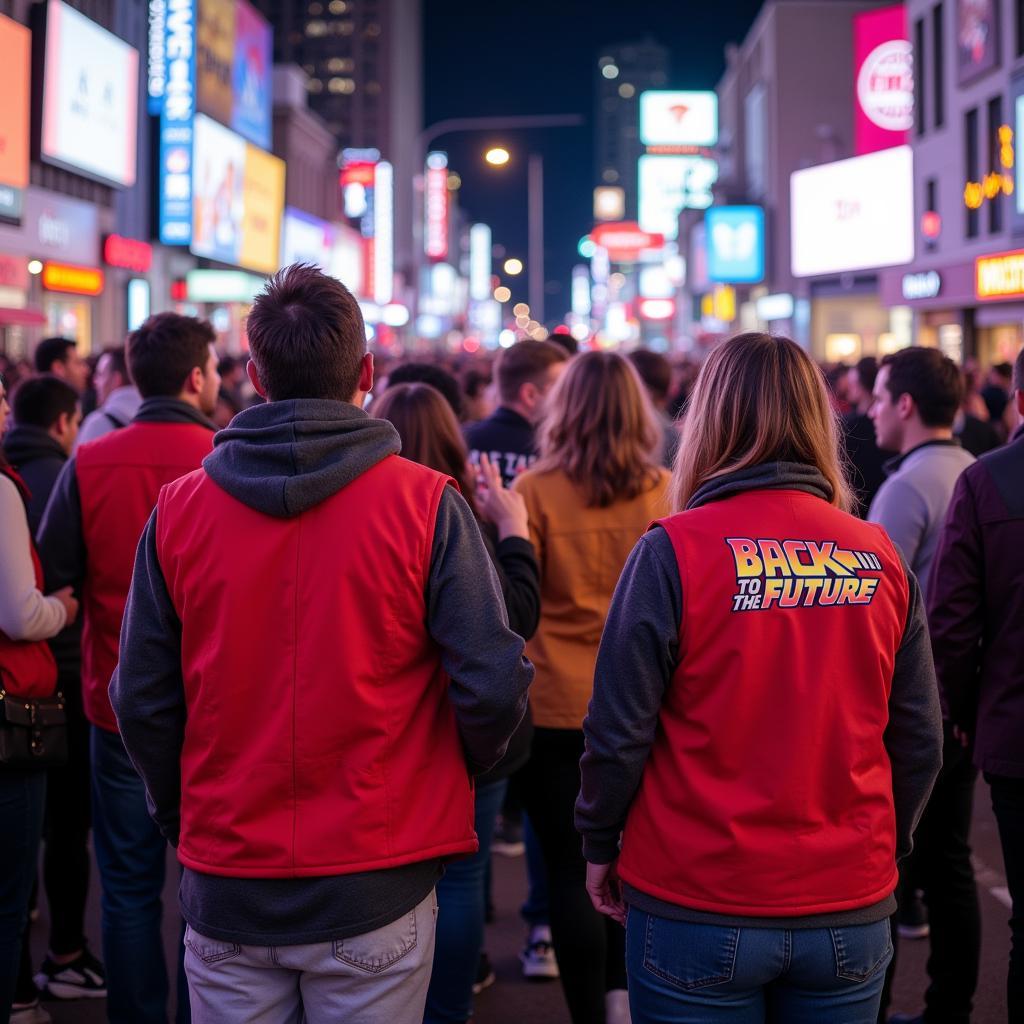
472, 952, 496, 995
34, 948, 106, 1000
897, 889, 929, 940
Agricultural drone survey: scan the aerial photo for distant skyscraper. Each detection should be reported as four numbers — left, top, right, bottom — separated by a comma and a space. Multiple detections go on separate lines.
253, 0, 421, 274
595, 39, 669, 219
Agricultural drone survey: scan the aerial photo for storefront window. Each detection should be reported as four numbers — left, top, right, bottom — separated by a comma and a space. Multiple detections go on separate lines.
44, 296, 92, 352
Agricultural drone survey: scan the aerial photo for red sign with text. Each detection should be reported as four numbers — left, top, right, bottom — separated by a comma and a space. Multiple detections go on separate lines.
854, 4, 913, 155
590, 222, 665, 262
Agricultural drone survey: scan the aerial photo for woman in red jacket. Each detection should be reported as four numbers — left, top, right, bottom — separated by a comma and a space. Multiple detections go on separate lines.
0, 372, 78, 1021
576, 334, 943, 1023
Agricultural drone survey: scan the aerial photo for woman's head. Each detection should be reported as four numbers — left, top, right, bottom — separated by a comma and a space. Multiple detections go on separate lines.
671, 333, 852, 513
372, 382, 476, 513
535, 351, 661, 508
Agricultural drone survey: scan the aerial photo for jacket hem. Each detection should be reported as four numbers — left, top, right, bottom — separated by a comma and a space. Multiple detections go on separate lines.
617, 863, 898, 918
177, 837, 478, 878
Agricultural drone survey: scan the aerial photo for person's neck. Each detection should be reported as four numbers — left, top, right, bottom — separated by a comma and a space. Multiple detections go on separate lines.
502, 401, 533, 424
900, 424, 953, 456
173, 391, 202, 411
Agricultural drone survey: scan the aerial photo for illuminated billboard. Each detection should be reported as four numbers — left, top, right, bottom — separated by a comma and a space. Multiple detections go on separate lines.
638, 155, 718, 239
191, 114, 284, 274
0, 15, 30, 220
790, 146, 914, 277
706, 206, 765, 284
640, 91, 718, 148
853, 4, 913, 155
41, 0, 139, 188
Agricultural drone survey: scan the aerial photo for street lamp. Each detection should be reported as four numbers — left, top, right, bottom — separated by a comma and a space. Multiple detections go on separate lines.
504, 258, 524, 276
485, 147, 511, 167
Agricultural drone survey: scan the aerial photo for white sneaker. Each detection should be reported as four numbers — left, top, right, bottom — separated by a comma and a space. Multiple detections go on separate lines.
606, 988, 632, 1024
9, 1000, 52, 1024
519, 925, 559, 979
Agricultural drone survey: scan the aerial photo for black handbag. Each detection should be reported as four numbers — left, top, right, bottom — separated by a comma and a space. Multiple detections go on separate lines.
0, 688, 68, 767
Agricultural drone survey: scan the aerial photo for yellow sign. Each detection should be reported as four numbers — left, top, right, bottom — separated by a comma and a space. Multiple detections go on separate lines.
240, 143, 285, 275
702, 284, 737, 322
975, 249, 1024, 300
965, 124, 1015, 210
42, 262, 104, 296
196, 0, 235, 127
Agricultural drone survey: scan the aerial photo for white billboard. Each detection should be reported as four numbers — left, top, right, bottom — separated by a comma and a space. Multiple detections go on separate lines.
41, 0, 139, 188
790, 145, 914, 277
640, 91, 718, 147
638, 155, 718, 239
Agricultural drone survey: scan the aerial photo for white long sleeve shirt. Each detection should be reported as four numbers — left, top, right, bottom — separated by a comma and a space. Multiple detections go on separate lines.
0, 474, 67, 641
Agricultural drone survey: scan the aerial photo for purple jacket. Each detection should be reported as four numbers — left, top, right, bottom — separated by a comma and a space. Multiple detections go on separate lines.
928, 428, 1024, 778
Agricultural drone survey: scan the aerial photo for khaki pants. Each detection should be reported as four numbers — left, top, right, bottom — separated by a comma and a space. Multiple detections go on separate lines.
183, 890, 437, 1024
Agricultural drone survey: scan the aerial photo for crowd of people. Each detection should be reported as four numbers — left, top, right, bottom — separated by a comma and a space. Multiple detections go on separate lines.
0, 264, 1021, 1024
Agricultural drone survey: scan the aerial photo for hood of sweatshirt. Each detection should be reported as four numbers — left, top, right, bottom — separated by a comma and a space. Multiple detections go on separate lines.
203, 399, 401, 519
686, 461, 833, 511
2, 424, 68, 470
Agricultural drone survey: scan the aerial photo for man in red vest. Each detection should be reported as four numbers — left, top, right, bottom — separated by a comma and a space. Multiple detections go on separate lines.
109, 264, 533, 1024
38, 314, 220, 1024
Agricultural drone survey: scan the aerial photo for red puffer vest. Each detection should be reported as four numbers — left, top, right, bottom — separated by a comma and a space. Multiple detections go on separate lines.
0, 466, 58, 699
618, 489, 909, 917
155, 455, 477, 877
76, 422, 214, 731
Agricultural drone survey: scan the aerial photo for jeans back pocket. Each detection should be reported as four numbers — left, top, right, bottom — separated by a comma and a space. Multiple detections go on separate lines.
829, 921, 893, 983
642, 915, 740, 991
183, 925, 242, 965
333, 908, 418, 974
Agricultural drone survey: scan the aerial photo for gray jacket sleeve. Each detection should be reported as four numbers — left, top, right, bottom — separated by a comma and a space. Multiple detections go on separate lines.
576, 527, 680, 864
868, 477, 928, 573
885, 556, 944, 862
426, 485, 533, 775
108, 509, 186, 846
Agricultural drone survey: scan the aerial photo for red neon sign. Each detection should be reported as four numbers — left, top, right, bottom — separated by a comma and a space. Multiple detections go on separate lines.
103, 235, 153, 273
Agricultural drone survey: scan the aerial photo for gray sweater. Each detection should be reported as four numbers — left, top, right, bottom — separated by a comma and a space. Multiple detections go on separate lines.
576, 463, 943, 929
868, 439, 975, 604
109, 399, 533, 945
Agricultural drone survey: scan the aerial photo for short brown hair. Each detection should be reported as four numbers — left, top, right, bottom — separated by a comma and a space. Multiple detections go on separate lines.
247, 263, 366, 402
534, 351, 661, 508
671, 333, 852, 513
496, 340, 568, 406
127, 313, 215, 399
880, 347, 962, 428
628, 349, 672, 403
372, 382, 477, 515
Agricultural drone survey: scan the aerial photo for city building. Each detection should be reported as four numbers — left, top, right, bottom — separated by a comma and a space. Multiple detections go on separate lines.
878, 0, 1024, 367
699, 0, 888, 359
595, 38, 670, 220
253, 0, 421, 284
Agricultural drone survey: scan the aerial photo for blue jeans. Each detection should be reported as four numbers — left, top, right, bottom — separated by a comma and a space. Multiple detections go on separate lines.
0, 768, 45, 1019
424, 779, 507, 1024
626, 910, 892, 1023
91, 725, 185, 1024
520, 812, 550, 928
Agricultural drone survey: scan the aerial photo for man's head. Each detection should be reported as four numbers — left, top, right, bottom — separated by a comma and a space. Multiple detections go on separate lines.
871, 347, 962, 454
127, 313, 220, 415
845, 356, 878, 414
34, 337, 88, 394
92, 346, 129, 407
11, 374, 81, 455
496, 340, 569, 424
386, 362, 463, 419
989, 361, 1013, 390
628, 349, 672, 411
245, 263, 371, 404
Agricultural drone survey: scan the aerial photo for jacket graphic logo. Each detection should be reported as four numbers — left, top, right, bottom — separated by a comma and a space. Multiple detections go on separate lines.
725, 537, 883, 612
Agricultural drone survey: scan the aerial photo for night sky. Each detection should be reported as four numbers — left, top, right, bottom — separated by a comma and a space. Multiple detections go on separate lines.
422, 0, 765, 322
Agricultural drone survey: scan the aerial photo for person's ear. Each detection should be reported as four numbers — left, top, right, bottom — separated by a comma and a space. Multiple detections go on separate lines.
358, 352, 374, 394
246, 359, 267, 399
896, 392, 915, 421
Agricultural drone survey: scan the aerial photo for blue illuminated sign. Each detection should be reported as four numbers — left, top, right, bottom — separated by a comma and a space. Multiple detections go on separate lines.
706, 205, 765, 284
159, 0, 195, 245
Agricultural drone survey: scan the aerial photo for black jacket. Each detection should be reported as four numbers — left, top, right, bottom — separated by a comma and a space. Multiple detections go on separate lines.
464, 407, 538, 488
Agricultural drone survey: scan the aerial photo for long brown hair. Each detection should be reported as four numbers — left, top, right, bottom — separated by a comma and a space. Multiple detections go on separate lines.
533, 351, 661, 508
373, 382, 477, 515
671, 332, 853, 513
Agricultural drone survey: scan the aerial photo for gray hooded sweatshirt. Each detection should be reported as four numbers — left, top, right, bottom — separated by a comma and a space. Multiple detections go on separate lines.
110, 399, 533, 945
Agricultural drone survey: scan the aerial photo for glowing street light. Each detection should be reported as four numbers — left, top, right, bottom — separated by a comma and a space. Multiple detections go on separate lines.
494, 286, 512, 303
485, 147, 511, 167
504, 258, 524, 276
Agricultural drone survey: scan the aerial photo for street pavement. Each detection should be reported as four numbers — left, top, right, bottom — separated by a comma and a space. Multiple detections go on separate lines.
28, 777, 1013, 1022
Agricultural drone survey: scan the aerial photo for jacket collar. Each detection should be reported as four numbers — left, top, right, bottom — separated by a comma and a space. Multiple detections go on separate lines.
687, 462, 833, 511
134, 397, 217, 430
883, 437, 961, 476
491, 406, 533, 430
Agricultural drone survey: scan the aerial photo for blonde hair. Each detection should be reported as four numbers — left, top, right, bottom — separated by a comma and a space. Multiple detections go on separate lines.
533, 351, 662, 508
671, 333, 853, 514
